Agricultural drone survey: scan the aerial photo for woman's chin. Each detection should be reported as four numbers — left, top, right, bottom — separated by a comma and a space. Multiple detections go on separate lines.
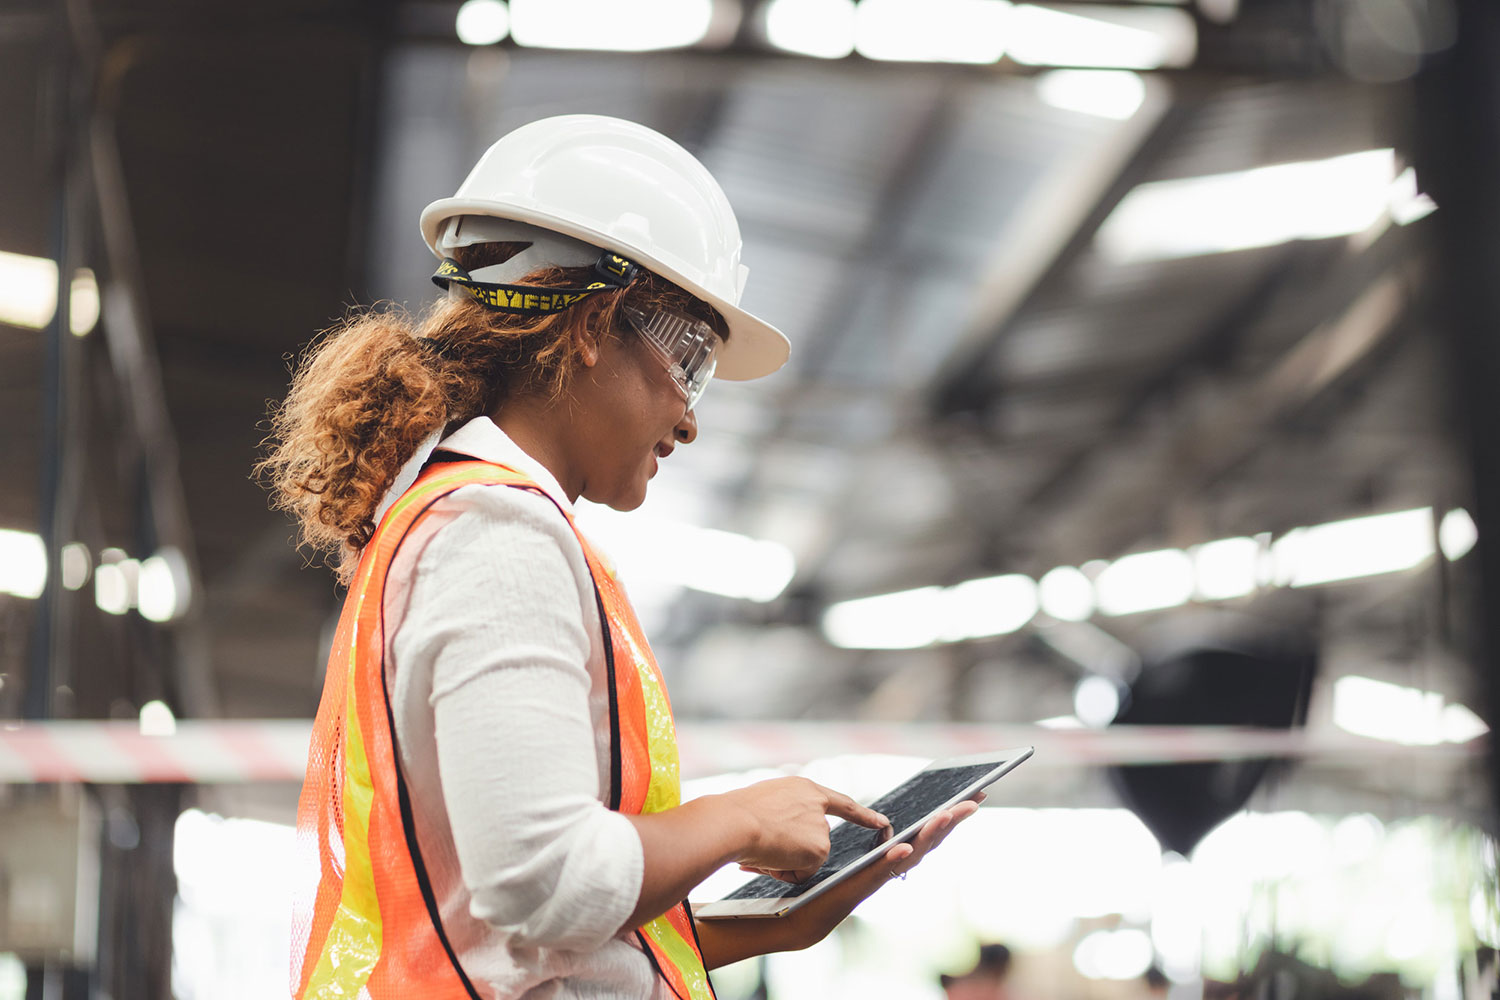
597, 484, 648, 513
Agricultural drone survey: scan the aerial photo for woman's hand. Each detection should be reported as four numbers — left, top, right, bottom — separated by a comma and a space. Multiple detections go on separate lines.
694, 793, 985, 970
721, 777, 890, 883
625, 776, 888, 930
865, 794, 982, 881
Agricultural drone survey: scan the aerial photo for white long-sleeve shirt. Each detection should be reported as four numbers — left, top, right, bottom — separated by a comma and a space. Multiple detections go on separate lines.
380, 416, 663, 999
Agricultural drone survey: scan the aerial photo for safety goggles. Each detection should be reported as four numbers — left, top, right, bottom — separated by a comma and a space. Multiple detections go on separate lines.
620, 306, 721, 411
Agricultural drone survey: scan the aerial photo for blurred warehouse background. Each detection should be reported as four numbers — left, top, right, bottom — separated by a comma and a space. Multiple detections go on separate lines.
2, 0, 1499, 997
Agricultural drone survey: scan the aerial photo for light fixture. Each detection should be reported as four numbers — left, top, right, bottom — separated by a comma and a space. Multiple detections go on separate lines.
1035, 69, 1146, 120
509, 0, 713, 51
0, 251, 58, 330
941, 573, 1038, 640
1073, 928, 1154, 980
1276, 507, 1434, 588
821, 505, 1476, 647
0, 529, 46, 599
95, 548, 135, 616
455, 0, 510, 45
821, 586, 944, 649
1097, 149, 1403, 263
1007, 3, 1196, 70
1073, 675, 1121, 727
576, 506, 797, 604
60, 542, 91, 590
1038, 565, 1094, 621
822, 574, 1037, 648
138, 547, 191, 623
764, 0, 857, 58
1095, 548, 1194, 616
1388, 167, 1438, 225
69, 268, 99, 336
0, 252, 100, 335
1191, 536, 1260, 601
139, 699, 177, 737
1332, 675, 1490, 746
854, 0, 1007, 64
1439, 507, 1477, 561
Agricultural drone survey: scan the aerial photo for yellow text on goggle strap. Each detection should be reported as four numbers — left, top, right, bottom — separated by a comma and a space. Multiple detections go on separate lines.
458, 283, 604, 314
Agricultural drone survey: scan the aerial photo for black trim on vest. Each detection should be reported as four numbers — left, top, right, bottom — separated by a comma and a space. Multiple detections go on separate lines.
592, 582, 626, 811
636, 928, 685, 1000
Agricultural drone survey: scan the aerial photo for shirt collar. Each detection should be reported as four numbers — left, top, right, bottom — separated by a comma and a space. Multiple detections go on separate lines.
436, 416, 575, 514
371, 416, 574, 529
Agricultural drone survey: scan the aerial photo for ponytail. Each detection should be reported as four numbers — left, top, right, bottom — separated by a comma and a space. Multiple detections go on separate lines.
258, 245, 723, 582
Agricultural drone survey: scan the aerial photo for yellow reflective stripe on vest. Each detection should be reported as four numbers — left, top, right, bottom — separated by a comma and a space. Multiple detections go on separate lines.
642, 916, 714, 1000
379, 466, 490, 529
302, 585, 383, 999
619, 625, 682, 815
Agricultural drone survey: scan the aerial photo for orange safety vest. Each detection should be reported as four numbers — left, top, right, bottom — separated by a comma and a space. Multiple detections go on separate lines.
291, 459, 715, 1000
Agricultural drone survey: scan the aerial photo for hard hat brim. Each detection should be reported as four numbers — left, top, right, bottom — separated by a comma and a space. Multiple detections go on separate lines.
421, 198, 790, 382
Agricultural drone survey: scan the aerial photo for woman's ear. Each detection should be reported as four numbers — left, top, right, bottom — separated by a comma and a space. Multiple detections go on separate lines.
573, 322, 603, 368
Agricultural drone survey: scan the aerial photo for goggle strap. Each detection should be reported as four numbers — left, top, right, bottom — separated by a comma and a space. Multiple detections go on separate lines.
431, 252, 639, 316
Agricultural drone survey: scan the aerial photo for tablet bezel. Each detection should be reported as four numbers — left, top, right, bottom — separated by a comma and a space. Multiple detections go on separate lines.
693, 746, 1034, 920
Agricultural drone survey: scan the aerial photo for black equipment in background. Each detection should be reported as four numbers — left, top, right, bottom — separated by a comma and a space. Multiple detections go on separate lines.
1107, 631, 1317, 855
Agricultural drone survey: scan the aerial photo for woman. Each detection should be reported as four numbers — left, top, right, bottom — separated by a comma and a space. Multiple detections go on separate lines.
261, 115, 978, 1000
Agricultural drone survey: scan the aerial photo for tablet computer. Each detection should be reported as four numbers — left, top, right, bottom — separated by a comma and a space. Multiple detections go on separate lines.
694, 747, 1033, 919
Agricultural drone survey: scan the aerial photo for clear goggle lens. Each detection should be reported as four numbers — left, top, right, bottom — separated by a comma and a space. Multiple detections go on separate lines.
621, 306, 720, 410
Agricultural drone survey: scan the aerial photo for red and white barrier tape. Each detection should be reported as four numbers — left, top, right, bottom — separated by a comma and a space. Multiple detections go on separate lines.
0, 720, 1481, 784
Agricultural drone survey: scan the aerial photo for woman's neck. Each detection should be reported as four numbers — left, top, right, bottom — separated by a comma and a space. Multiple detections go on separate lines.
490, 399, 584, 503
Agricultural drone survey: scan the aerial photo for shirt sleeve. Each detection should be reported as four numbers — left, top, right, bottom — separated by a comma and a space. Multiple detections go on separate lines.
394, 485, 644, 952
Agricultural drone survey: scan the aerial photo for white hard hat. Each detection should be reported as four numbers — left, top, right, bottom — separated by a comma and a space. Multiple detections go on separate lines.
420, 115, 790, 382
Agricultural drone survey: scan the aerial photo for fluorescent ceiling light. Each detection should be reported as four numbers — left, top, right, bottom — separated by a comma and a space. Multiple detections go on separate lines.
0, 253, 100, 335
69, 268, 99, 336
1332, 675, 1490, 746
510, 0, 712, 50
1073, 675, 1120, 728
1038, 565, 1094, 621
1275, 507, 1433, 588
1389, 167, 1438, 226
138, 548, 190, 623
0, 251, 57, 329
60, 542, 91, 590
854, 0, 1008, 64
821, 505, 1476, 646
764, 0, 856, 58
1008, 4, 1196, 70
678, 528, 796, 602
1074, 928, 1154, 980
139, 699, 177, 737
1035, 69, 1145, 120
95, 549, 136, 616
941, 573, 1038, 640
823, 574, 1036, 648
1439, 507, 1477, 561
0, 529, 46, 599
1191, 536, 1260, 601
1095, 548, 1194, 615
455, 0, 510, 45
1097, 149, 1403, 263
578, 507, 796, 603
822, 586, 944, 649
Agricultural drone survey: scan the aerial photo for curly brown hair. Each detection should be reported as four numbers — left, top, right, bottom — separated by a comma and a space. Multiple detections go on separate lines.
256, 241, 725, 582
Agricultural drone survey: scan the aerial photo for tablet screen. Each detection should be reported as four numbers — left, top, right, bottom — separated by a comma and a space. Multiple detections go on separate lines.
720, 760, 1002, 901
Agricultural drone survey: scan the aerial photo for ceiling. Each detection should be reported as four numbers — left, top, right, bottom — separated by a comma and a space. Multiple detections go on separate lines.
0, 0, 1486, 822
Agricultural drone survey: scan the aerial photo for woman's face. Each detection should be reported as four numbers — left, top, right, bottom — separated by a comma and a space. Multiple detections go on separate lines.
572, 322, 698, 511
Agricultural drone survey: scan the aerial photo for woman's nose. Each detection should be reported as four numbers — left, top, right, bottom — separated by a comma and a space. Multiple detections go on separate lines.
675, 406, 698, 444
